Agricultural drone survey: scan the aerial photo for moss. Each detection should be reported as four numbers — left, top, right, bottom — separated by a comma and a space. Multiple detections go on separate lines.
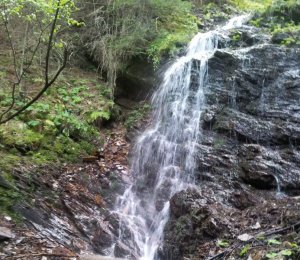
231, 31, 242, 42
147, 12, 199, 67
0, 69, 112, 166
230, 0, 272, 12
233, 0, 300, 47
0, 122, 44, 152
0, 187, 22, 220
272, 23, 300, 46
0, 171, 22, 220
124, 103, 150, 130
0, 151, 22, 172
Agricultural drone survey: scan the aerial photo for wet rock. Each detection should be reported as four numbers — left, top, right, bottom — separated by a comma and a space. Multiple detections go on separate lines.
0, 175, 13, 189
229, 28, 270, 47
0, 227, 14, 241
163, 28, 300, 259
163, 188, 231, 259
92, 227, 114, 253
272, 32, 290, 44
116, 56, 155, 101
238, 144, 277, 189
213, 109, 300, 144
114, 241, 138, 259
170, 188, 206, 218
228, 191, 257, 210
240, 167, 277, 189
238, 144, 300, 190
209, 49, 239, 70
13, 204, 50, 228
201, 105, 221, 126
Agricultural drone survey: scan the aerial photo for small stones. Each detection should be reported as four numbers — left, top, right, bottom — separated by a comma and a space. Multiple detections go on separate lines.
237, 233, 253, 242
0, 227, 15, 241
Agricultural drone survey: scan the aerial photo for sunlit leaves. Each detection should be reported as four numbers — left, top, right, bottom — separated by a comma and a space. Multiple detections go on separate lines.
1, 0, 77, 27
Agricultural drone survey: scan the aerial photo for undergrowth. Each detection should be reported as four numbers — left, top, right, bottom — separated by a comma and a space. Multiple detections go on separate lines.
124, 103, 150, 130
231, 0, 300, 47
0, 72, 113, 164
0, 68, 115, 218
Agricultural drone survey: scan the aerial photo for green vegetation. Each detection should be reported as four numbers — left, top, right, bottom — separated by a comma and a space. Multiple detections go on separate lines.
231, 30, 242, 43
86, 0, 199, 84
230, 0, 272, 12
231, 0, 300, 47
0, 0, 81, 123
217, 240, 230, 248
268, 238, 282, 245
239, 244, 250, 257
0, 71, 114, 218
202, 2, 230, 21
234, 236, 300, 259
125, 103, 150, 130
146, 8, 198, 67
0, 74, 112, 164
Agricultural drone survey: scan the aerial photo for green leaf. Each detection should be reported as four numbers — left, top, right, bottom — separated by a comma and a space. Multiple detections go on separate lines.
290, 242, 298, 248
266, 252, 277, 259
72, 96, 82, 104
280, 249, 292, 256
27, 120, 40, 127
268, 239, 281, 245
240, 244, 250, 257
217, 240, 230, 248
88, 111, 110, 122
45, 120, 55, 126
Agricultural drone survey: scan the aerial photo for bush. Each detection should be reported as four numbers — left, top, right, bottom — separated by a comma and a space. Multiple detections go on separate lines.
84, 0, 199, 84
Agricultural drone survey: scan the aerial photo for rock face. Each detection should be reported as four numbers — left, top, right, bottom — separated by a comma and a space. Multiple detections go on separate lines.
116, 56, 156, 101
204, 43, 300, 190
162, 25, 300, 259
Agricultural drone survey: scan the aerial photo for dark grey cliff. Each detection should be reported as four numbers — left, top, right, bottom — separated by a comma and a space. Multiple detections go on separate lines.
161, 25, 300, 259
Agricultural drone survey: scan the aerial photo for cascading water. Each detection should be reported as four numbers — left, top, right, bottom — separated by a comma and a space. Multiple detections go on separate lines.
111, 15, 250, 260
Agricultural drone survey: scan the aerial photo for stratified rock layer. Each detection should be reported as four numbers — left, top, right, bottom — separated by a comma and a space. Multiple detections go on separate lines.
162, 27, 300, 259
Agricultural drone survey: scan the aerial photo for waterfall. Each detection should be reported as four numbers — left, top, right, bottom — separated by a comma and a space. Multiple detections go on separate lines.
111, 15, 250, 260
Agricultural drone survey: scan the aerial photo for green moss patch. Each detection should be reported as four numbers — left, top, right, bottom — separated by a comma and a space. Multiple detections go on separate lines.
233, 0, 300, 47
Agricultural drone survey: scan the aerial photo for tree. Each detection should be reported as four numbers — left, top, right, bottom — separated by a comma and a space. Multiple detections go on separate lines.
0, 0, 77, 124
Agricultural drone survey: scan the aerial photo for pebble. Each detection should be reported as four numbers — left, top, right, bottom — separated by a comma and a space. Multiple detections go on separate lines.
4, 216, 12, 221
0, 227, 15, 240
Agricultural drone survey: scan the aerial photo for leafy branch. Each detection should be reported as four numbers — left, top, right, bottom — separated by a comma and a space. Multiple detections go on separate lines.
0, 0, 68, 124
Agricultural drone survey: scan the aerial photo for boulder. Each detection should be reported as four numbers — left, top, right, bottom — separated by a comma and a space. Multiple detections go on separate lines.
0, 227, 14, 241
163, 188, 231, 259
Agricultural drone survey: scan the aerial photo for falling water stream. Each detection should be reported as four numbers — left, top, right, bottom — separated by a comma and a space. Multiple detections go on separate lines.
111, 15, 250, 260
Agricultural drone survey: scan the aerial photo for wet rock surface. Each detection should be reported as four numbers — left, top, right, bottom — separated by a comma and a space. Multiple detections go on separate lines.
162, 24, 300, 259
0, 124, 131, 259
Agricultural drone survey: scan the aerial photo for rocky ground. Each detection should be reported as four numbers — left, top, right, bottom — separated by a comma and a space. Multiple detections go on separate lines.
0, 122, 131, 260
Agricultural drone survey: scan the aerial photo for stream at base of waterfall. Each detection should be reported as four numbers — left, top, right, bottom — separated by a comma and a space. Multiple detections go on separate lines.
108, 15, 251, 260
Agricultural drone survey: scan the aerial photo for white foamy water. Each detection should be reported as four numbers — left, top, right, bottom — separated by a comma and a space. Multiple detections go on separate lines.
110, 15, 250, 260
